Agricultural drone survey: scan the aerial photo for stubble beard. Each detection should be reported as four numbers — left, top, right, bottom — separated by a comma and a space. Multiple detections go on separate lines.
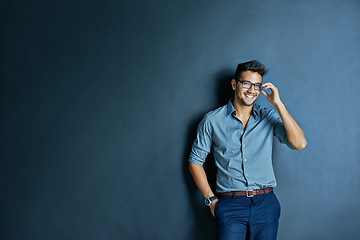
240, 92, 258, 107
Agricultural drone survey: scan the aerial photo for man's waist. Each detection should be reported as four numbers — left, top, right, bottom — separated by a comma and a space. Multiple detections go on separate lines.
220, 187, 273, 197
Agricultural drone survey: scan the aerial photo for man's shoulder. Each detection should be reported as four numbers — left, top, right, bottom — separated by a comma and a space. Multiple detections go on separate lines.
256, 104, 273, 114
203, 104, 228, 121
255, 104, 279, 119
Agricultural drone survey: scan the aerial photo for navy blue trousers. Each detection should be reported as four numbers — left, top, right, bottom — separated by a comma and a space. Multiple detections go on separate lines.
214, 191, 281, 240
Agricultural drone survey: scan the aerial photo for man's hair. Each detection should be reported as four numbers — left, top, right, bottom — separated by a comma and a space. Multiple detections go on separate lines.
234, 60, 269, 79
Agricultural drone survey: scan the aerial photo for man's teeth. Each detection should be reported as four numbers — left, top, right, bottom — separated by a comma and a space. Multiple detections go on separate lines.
245, 94, 254, 98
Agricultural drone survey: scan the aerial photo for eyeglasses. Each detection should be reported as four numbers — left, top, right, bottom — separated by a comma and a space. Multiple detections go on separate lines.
236, 80, 262, 91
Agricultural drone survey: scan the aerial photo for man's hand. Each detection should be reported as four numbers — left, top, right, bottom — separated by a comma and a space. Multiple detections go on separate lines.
210, 199, 218, 217
261, 82, 281, 106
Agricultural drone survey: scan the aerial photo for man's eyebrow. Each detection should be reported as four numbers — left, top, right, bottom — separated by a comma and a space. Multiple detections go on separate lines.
243, 80, 262, 84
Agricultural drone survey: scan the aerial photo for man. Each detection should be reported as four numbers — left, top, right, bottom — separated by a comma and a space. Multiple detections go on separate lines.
188, 60, 307, 240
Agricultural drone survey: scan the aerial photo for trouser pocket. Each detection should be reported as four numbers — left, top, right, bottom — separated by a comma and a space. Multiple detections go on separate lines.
214, 197, 223, 217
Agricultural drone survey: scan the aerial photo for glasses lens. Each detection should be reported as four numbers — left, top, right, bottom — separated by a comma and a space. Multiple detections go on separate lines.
254, 85, 261, 91
242, 82, 251, 89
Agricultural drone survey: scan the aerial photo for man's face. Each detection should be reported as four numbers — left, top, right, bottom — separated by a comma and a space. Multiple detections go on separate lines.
231, 70, 262, 106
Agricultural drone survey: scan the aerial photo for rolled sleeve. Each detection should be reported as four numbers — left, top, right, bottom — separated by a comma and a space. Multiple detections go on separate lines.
188, 116, 213, 165
272, 111, 295, 150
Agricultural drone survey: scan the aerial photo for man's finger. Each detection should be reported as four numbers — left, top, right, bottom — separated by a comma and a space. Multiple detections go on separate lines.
261, 90, 269, 97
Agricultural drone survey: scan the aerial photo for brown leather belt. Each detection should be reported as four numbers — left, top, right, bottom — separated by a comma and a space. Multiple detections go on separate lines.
221, 187, 273, 197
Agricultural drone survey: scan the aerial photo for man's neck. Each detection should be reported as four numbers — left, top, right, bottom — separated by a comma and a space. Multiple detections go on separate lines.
232, 98, 253, 119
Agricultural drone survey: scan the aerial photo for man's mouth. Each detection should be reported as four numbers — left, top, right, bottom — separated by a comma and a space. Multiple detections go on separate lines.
244, 94, 255, 99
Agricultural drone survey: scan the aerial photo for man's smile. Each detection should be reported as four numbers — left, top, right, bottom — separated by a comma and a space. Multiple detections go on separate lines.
244, 93, 256, 100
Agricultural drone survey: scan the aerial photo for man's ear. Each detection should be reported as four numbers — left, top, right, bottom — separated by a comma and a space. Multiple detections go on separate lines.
231, 79, 237, 91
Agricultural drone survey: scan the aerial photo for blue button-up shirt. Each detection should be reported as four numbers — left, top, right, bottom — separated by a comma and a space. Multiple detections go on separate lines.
189, 100, 293, 193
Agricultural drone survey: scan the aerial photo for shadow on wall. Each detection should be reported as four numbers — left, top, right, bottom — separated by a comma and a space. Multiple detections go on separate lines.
182, 68, 234, 240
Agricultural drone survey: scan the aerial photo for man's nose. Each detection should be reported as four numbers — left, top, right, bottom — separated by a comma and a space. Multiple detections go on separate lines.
248, 85, 256, 92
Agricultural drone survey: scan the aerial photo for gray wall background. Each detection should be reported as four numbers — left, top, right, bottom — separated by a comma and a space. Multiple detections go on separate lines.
1, 0, 360, 239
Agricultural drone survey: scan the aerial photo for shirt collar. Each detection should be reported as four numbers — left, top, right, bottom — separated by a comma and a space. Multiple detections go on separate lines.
226, 99, 236, 116
227, 99, 260, 120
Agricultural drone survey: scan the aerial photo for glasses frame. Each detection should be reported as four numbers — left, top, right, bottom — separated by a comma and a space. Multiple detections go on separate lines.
236, 80, 262, 91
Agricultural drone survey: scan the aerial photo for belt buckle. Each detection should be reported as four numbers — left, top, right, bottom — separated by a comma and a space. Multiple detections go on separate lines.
246, 190, 254, 197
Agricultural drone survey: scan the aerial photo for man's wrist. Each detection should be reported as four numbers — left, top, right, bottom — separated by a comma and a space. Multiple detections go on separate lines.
210, 198, 218, 207
273, 100, 284, 111
204, 196, 217, 206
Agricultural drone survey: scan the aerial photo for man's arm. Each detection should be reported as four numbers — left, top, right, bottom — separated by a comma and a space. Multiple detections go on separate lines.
262, 82, 307, 150
189, 162, 218, 216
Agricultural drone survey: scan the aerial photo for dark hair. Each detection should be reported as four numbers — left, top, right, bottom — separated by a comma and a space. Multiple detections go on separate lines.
234, 60, 269, 79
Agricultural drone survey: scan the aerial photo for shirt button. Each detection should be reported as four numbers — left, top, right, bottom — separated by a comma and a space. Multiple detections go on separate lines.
243, 144, 245, 147
244, 159, 247, 162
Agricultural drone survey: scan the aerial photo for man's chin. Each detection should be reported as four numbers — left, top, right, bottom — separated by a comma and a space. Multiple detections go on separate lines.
241, 99, 256, 106
241, 95, 258, 106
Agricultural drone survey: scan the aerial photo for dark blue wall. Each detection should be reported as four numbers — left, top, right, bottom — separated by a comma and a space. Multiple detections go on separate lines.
1, 1, 359, 239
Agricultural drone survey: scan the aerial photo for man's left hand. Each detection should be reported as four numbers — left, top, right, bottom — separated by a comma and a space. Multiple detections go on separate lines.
261, 82, 282, 106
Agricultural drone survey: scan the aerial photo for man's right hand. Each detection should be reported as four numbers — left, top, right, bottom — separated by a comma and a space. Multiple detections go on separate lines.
210, 199, 219, 217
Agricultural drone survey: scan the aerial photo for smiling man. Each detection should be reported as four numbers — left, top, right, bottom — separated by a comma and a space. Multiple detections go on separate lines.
188, 60, 307, 240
